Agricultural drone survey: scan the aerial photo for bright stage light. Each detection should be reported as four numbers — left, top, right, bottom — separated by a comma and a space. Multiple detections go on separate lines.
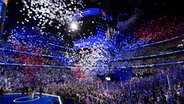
106, 77, 111, 81
70, 22, 78, 31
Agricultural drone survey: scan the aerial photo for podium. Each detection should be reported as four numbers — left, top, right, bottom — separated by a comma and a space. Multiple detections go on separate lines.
28, 92, 34, 98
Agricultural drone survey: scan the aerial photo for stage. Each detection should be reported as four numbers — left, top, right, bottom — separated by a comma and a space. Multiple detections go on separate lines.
0, 93, 62, 104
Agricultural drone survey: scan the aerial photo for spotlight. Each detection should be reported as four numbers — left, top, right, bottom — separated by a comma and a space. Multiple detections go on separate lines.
70, 21, 78, 31
105, 77, 111, 81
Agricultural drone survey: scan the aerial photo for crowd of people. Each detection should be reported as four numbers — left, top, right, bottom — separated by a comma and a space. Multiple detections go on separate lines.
117, 53, 183, 67
121, 35, 184, 58
0, 66, 75, 94
58, 65, 184, 104
133, 16, 183, 42
115, 15, 184, 57
0, 64, 183, 104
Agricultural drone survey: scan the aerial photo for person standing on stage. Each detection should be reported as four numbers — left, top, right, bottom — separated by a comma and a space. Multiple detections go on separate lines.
39, 86, 43, 96
0, 86, 4, 98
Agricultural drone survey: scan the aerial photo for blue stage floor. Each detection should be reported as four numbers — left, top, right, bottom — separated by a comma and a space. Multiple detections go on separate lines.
0, 93, 62, 104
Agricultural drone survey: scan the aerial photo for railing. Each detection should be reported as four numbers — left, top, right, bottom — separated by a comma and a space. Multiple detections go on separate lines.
142, 34, 184, 47
0, 60, 183, 69
114, 49, 184, 61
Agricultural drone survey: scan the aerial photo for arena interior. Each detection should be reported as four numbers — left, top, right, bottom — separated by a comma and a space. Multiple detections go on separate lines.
0, 0, 184, 104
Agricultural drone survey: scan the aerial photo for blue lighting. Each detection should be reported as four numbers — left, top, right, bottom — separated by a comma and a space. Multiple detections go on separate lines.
72, 8, 100, 20
70, 8, 111, 22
